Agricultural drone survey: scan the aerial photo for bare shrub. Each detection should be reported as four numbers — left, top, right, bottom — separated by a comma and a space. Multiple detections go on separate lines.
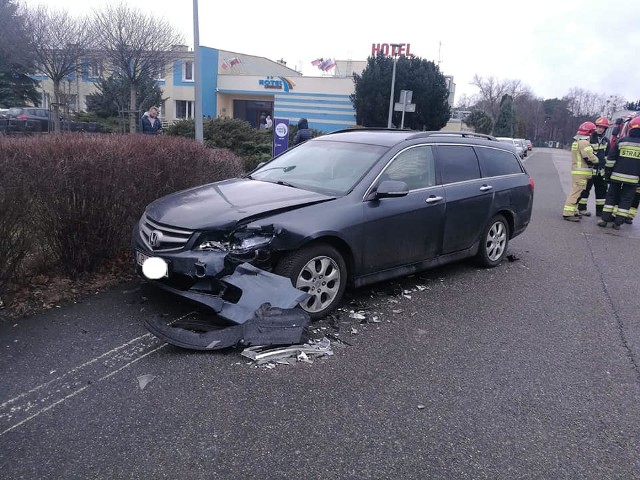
0, 141, 36, 294
1, 134, 244, 284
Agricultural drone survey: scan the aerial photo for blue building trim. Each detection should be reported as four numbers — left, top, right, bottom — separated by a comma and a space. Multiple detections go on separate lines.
173, 60, 195, 87
273, 92, 356, 133
200, 47, 217, 117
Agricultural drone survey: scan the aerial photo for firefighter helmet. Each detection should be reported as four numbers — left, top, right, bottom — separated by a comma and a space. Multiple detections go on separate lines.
629, 116, 640, 131
577, 121, 596, 136
595, 117, 610, 127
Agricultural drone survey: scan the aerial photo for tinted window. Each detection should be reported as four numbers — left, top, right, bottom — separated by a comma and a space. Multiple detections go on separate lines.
476, 147, 523, 177
383, 145, 435, 189
436, 145, 480, 184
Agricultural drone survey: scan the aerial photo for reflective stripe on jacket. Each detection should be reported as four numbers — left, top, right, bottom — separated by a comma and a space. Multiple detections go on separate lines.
607, 137, 640, 185
571, 137, 597, 176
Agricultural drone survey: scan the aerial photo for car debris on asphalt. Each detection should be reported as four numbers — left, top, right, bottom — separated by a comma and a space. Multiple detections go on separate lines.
241, 337, 333, 366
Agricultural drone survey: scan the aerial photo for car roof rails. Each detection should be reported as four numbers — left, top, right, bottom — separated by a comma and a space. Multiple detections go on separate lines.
327, 128, 498, 142
406, 131, 498, 141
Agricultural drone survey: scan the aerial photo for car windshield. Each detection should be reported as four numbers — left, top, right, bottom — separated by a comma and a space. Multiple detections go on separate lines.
249, 140, 388, 195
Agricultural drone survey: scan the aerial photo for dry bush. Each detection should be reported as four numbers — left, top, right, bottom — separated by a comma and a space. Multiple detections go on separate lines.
0, 134, 244, 295
0, 147, 35, 293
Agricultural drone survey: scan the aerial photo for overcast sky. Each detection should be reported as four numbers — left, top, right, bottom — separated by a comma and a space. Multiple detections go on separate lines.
22, 0, 640, 104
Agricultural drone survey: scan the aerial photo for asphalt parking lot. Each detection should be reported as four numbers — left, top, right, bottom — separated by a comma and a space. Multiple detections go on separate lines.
1, 147, 639, 479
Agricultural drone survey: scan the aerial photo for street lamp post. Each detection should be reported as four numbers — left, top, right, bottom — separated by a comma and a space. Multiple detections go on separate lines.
386, 43, 402, 129
193, 0, 203, 143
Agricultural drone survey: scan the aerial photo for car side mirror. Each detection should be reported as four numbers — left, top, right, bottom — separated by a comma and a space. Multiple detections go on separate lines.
373, 180, 409, 199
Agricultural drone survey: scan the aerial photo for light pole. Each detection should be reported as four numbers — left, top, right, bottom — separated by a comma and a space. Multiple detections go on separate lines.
386, 43, 402, 128
193, 0, 203, 143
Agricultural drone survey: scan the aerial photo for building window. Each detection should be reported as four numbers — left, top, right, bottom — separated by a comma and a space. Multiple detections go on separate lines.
183, 61, 193, 81
155, 63, 165, 80
88, 60, 102, 78
175, 100, 194, 119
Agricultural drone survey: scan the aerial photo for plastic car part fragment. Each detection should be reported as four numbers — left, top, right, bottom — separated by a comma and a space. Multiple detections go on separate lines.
217, 263, 310, 324
240, 337, 333, 365
143, 303, 311, 350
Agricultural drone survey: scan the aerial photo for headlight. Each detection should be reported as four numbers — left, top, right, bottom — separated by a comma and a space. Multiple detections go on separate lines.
229, 234, 273, 253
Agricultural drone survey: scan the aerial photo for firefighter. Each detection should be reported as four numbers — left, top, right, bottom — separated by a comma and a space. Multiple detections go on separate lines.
563, 122, 598, 221
598, 116, 640, 229
577, 117, 610, 216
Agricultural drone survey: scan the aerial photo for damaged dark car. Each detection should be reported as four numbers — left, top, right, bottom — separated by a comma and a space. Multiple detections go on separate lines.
133, 129, 534, 325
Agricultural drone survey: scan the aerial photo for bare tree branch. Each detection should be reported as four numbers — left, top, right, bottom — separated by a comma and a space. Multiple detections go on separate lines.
23, 5, 92, 131
90, 2, 184, 133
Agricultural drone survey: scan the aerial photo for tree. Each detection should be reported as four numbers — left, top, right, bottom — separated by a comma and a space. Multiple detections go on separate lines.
0, 0, 39, 107
23, 5, 92, 131
351, 53, 451, 130
91, 3, 184, 133
493, 94, 516, 137
465, 110, 493, 135
85, 74, 164, 119
624, 100, 640, 111
471, 75, 530, 122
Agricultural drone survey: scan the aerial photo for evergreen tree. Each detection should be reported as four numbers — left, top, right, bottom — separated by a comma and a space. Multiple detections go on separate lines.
0, 0, 39, 107
465, 110, 493, 135
86, 74, 164, 118
493, 94, 515, 137
351, 53, 451, 130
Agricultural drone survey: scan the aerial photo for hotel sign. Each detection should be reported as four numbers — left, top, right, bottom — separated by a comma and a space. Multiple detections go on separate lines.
259, 76, 295, 92
371, 43, 412, 56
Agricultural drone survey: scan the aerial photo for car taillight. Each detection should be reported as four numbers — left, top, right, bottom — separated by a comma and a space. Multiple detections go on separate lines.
17, 115, 27, 120
529, 177, 535, 191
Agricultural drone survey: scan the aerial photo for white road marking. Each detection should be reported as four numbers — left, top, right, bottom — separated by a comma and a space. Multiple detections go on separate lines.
0, 311, 197, 436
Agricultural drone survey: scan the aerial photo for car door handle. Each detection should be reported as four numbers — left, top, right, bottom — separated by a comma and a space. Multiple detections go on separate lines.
426, 196, 443, 203
479, 185, 493, 191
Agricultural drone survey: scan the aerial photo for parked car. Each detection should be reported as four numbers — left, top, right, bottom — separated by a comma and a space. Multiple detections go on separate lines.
515, 138, 528, 157
496, 137, 524, 158
6, 107, 54, 132
133, 129, 534, 321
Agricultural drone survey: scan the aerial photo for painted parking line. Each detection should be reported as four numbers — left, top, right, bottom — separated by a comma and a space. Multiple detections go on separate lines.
0, 311, 197, 436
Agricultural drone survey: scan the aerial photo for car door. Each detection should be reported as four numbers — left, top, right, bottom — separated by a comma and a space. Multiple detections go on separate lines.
435, 144, 494, 255
360, 145, 445, 273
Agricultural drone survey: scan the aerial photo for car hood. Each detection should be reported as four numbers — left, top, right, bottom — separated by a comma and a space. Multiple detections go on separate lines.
145, 178, 335, 230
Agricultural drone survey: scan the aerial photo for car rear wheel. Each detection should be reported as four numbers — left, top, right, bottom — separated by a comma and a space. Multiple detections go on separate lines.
275, 244, 347, 320
476, 214, 509, 267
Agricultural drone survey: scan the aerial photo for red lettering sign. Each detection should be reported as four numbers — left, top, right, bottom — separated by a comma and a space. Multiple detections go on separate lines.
371, 43, 412, 57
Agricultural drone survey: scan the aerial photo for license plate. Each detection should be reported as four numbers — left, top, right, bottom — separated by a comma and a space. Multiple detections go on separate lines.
136, 250, 151, 267
136, 251, 169, 278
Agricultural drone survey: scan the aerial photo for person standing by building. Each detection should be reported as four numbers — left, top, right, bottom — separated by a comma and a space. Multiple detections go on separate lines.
265, 115, 273, 129
577, 116, 610, 216
140, 106, 162, 135
563, 122, 598, 221
598, 116, 640, 229
293, 118, 312, 145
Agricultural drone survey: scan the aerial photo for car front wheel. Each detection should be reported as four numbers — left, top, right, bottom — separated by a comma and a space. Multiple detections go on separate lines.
476, 214, 509, 267
275, 244, 347, 320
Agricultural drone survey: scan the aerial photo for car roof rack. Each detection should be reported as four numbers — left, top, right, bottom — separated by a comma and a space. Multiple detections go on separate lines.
326, 127, 497, 141
406, 131, 498, 141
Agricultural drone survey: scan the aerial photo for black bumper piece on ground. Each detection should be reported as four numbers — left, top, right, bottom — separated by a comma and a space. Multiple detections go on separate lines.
144, 304, 311, 350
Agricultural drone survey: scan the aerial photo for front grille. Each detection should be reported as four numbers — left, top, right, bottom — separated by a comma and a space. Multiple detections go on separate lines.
139, 213, 194, 252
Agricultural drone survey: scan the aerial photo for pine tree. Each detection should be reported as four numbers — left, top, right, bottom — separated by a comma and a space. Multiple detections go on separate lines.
493, 94, 515, 137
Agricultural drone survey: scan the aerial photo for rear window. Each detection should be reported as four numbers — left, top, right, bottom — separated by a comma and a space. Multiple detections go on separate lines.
8, 108, 22, 116
476, 146, 523, 177
436, 145, 481, 184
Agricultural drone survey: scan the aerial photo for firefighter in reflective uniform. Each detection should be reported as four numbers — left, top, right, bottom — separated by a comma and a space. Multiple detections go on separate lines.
563, 122, 598, 221
598, 116, 640, 229
577, 117, 609, 216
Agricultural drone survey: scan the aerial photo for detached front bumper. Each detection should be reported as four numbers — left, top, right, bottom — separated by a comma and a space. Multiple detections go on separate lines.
134, 241, 309, 324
